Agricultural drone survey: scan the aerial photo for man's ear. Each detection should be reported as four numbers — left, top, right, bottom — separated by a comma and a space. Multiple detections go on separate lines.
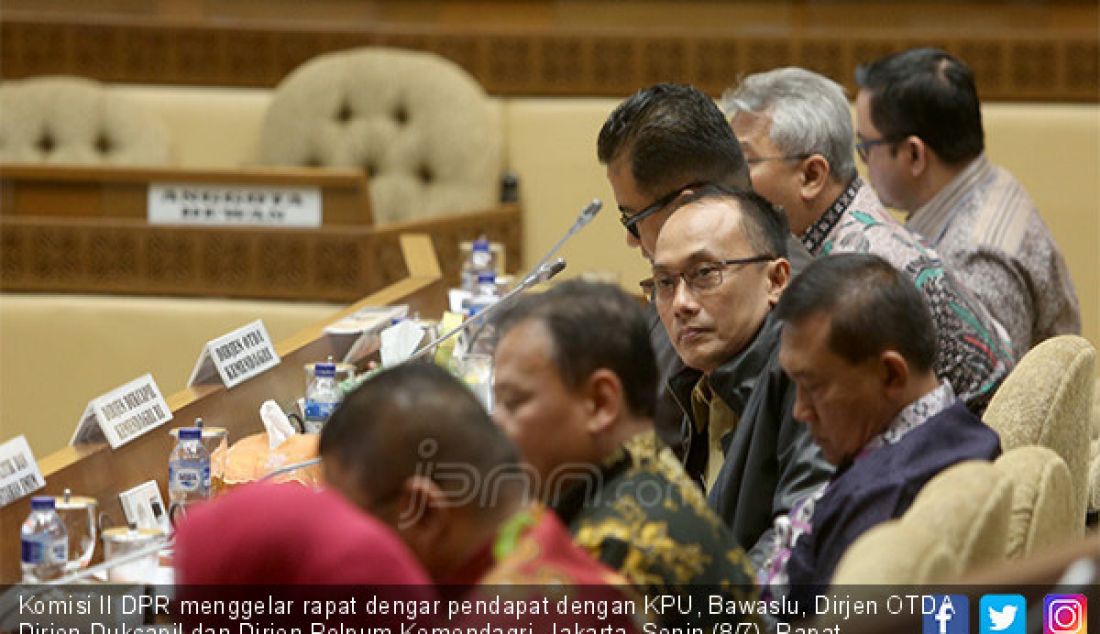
879, 350, 911, 396
766, 258, 792, 305
799, 154, 832, 201
902, 135, 928, 177
582, 368, 623, 435
393, 475, 452, 552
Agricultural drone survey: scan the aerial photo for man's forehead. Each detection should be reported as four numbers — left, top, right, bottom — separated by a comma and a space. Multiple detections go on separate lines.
656, 199, 744, 253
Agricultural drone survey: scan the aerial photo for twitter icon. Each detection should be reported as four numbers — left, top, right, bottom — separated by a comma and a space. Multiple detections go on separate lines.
981, 595, 1027, 634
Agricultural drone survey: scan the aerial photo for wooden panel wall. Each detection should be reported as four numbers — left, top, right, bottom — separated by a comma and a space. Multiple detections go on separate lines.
0, 206, 522, 301
1, 1, 1096, 101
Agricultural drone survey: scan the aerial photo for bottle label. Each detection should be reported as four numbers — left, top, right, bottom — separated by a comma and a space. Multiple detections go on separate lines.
20, 534, 66, 564
304, 400, 338, 421
170, 460, 211, 494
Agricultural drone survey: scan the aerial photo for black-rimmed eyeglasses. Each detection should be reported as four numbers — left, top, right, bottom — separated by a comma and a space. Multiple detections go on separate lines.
618, 182, 705, 240
855, 136, 896, 162
651, 255, 775, 302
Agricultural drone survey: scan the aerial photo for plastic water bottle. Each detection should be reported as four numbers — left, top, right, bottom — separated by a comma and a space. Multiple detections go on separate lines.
168, 427, 210, 518
464, 272, 501, 355
21, 496, 68, 582
461, 236, 495, 292
304, 360, 342, 433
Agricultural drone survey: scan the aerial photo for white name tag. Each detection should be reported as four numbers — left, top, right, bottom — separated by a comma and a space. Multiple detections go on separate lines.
188, 319, 281, 389
148, 183, 322, 227
71, 374, 173, 449
0, 435, 45, 508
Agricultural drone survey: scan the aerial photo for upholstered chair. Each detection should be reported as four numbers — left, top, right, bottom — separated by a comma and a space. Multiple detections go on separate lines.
903, 460, 1013, 573
983, 335, 1096, 529
257, 47, 501, 225
993, 446, 1076, 558
0, 76, 171, 165
831, 520, 958, 585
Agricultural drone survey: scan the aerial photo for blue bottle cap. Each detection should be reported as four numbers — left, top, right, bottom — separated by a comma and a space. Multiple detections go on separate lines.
178, 428, 202, 440
30, 496, 55, 510
314, 363, 336, 378
473, 237, 490, 251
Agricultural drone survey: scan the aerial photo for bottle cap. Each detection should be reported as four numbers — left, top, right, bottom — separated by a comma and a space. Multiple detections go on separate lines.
178, 428, 202, 440
314, 363, 336, 378
30, 496, 55, 510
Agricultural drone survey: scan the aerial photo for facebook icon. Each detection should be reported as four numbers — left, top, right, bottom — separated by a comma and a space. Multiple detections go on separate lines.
923, 595, 970, 634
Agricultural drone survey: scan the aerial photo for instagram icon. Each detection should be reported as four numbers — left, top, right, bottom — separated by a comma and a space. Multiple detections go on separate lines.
1045, 594, 1087, 633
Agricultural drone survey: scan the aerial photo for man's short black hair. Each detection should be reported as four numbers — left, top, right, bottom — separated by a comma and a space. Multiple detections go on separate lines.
495, 279, 658, 419
597, 83, 750, 192
319, 363, 519, 503
855, 48, 984, 165
672, 184, 790, 259
775, 253, 937, 373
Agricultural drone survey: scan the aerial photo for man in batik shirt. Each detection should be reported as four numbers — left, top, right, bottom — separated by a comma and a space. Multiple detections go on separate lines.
855, 48, 1080, 358
492, 280, 759, 631
724, 66, 1014, 413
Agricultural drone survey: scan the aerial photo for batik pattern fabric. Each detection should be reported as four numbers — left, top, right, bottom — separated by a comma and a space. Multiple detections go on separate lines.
551, 431, 759, 630
801, 177, 1014, 413
906, 154, 1080, 357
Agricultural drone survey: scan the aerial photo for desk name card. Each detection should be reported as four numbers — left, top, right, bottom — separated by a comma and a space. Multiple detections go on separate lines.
148, 182, 322, 227
0, 435, 45, 508
188, 319, 280, 389
71, 374, 173, 449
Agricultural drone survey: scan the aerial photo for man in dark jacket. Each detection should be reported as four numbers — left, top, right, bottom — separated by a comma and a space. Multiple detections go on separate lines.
763, 253, 1001, 606
597, 83, 812, 457
650, 184, 833, 567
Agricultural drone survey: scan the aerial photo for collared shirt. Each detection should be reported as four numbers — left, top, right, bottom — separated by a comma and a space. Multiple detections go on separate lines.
690, 377, 740, 493
551, 430, 759, 631
759, 382, 957, 594
907, 154, 1080, 357
800, 177, 1014, 413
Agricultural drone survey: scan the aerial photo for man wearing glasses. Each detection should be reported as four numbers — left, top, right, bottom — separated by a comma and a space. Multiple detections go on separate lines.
651, 184, 832, 567
596, 83, 810, 459
855, 48, 1080, 358
723, 66, 1014, 413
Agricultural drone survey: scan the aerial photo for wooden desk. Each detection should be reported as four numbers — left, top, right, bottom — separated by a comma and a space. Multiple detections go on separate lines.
1, 163, 374, 225
0, 233, 446, 582
0, 162, 522, 300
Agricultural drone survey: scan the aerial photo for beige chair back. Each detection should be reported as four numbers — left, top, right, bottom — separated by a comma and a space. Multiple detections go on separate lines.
831, 520, 958, 585
983, 335, 1096, 526
257, 47, 501, 225
0, 76, 171, 165
994, 446, 1077, 558
904, 460, 1013, 572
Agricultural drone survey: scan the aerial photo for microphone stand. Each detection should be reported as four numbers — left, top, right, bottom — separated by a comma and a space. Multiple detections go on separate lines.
406, 257, 566, 363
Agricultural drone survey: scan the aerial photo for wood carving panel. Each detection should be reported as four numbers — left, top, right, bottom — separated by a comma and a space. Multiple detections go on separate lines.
0, 11, 1097, 101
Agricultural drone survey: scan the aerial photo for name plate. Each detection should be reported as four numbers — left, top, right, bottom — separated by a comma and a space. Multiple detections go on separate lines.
71, 374, 173, 449
188, 319, 281, 389
0, 435, 45, 508
148, 182, 322, 227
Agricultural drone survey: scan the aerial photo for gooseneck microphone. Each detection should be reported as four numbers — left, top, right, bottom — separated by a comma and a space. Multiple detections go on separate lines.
528, 198, 602, 276
405, 257, 567, 363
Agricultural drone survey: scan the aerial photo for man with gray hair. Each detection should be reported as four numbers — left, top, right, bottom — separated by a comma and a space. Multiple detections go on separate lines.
722, 67, 1014, 413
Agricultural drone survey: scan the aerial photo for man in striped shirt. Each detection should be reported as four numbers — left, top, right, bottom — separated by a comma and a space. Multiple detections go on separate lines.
854, 48, 1080, 358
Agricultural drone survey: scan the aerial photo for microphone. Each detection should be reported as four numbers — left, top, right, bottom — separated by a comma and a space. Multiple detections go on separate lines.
528, 199, 602, 275
405, 257, 568, 362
